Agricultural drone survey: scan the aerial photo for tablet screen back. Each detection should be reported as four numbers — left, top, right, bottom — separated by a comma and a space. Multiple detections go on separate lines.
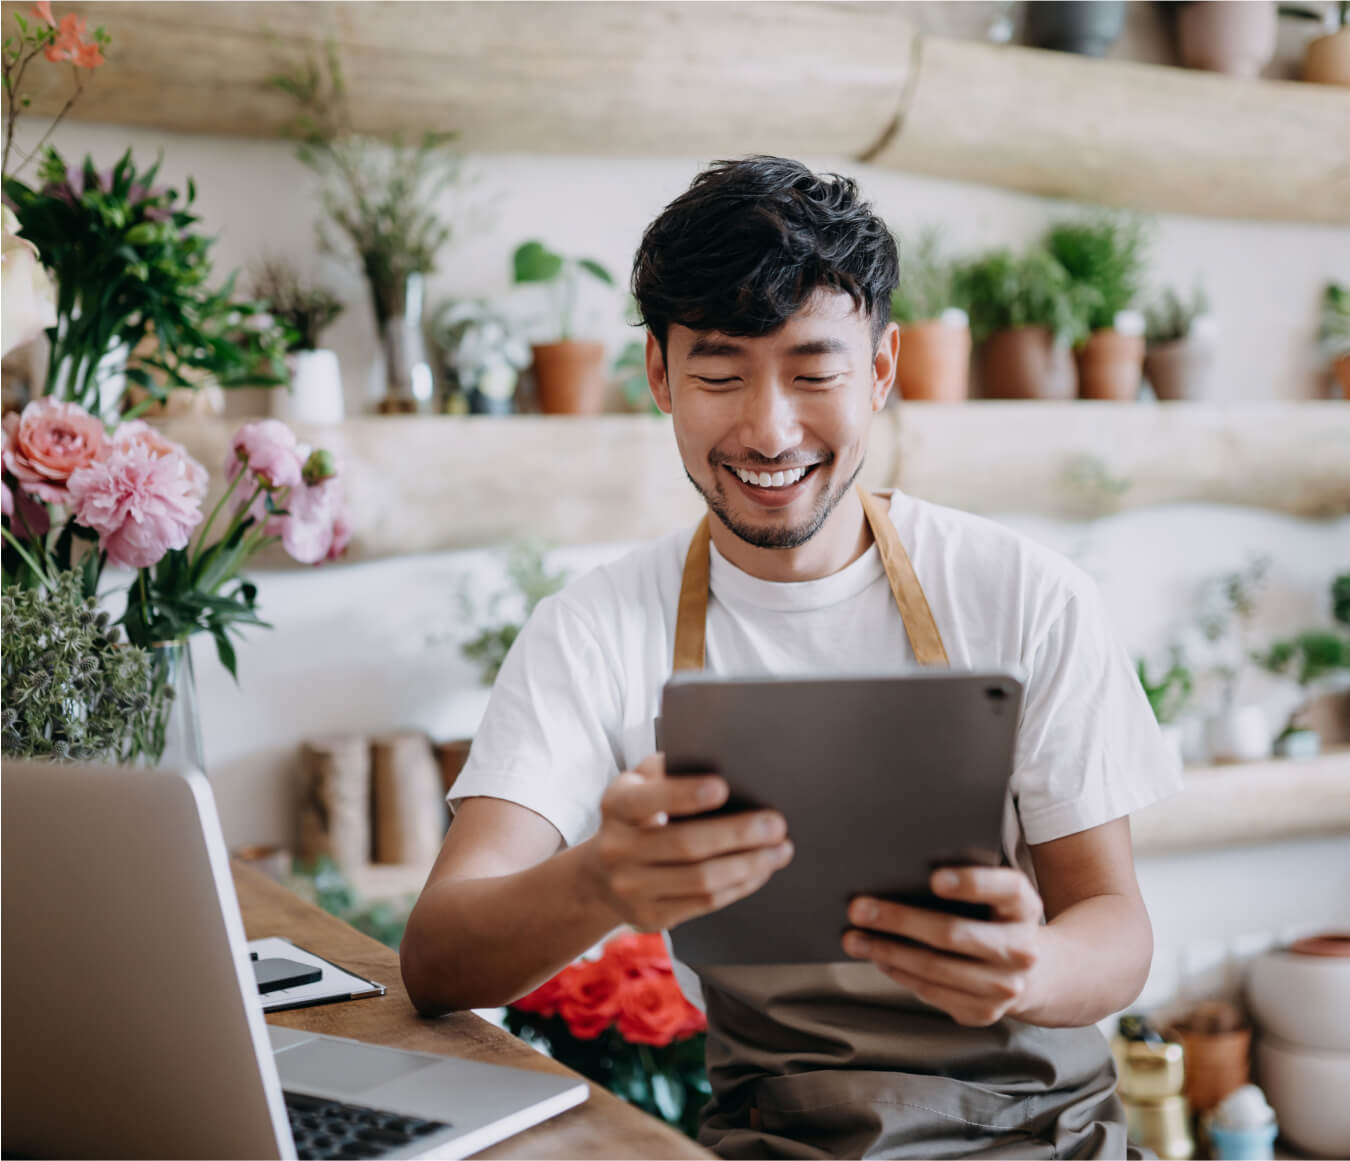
661, 671, 1022, 966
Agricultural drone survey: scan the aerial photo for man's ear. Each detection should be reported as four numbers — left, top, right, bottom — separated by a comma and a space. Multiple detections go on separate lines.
871, 321, 899, 412
646, 331, 672, 414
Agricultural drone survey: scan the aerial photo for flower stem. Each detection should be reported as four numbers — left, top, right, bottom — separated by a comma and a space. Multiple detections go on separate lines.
1, 525, 48, 582
191, 468, 245, 566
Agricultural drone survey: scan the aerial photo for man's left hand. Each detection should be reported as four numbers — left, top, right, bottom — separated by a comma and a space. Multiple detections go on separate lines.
842, 867, 1046, 1027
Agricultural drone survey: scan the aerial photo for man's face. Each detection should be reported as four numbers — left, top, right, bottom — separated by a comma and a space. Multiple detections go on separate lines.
647, 290, 898, 550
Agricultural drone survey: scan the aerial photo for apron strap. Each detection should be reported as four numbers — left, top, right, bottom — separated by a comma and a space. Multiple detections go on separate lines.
673, 487, 947, 671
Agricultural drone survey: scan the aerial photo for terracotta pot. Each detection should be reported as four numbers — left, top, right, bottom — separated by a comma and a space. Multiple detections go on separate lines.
530, 340, 608, 414
1333, 354, 1350, 399
895, 319, 972, 402
1177, 1025, 1252, 1113
1177, 1, 1277, 78
1305, 26, 1350, 86
978, 327, 1077, 400
1144, 339, 1215, 401
1077, 328, 1145, 401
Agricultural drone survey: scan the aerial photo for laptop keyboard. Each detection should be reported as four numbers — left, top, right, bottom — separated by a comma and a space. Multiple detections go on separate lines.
284, 1091, 450, 1159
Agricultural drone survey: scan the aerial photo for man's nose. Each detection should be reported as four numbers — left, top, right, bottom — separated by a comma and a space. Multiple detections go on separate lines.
736, 381, 803, 461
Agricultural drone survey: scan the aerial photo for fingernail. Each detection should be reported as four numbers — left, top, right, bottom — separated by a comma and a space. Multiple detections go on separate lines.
934, 870, 960, 891
854, 900, 878, 922
845, 933, 869, 956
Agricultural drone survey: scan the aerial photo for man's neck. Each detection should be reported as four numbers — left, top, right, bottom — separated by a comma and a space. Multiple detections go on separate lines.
707, 488, 876, 583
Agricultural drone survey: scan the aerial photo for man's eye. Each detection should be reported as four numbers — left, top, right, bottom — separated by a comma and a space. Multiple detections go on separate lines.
798, 375, 841, 385
696, 377, 738, 386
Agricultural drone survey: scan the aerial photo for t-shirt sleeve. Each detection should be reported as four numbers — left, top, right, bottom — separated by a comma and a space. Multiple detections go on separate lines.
448, 594, 623, 848
1011, 577, 1183, 846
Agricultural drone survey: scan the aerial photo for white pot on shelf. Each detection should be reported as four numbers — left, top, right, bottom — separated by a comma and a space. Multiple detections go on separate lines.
272, 348, 345, 425
1204, 705, 1270, 763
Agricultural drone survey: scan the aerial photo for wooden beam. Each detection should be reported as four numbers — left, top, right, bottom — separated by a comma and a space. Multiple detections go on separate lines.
6, 2, 1348, 222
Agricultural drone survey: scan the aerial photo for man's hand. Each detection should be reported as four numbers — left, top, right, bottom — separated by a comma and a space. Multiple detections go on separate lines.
580, 753, 795, 933
842, 866, 1046, 1027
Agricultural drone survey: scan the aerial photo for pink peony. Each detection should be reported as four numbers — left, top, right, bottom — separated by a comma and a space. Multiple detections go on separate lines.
67, 439, 204, 568
2, 398, 106, 504
277, 475, 352, 565
111, 419, 208, 501
227, 419, 303, 492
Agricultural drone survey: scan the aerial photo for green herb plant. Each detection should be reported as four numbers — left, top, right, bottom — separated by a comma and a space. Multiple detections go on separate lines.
1137, 649, 1194, 726
1319, 282, 1350, 361
512, 240, 616, 342
1145, 284, 1211, 346
890, 228, 970, 325
1255, 571, 1350, 739
1045, 214, 1149, 335
1, 570, 156, 762
953, 248, 1095, 348
1195, 555, 1272, 714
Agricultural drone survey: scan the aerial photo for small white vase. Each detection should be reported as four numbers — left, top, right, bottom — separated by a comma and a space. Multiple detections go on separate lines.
272, 348, 345, 425
1205, 705, 1271, 764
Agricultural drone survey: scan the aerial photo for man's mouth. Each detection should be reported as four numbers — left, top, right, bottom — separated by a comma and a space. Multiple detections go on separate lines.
728, 464, 816, 490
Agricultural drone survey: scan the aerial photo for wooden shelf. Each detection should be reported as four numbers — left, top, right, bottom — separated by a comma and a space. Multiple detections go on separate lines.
152, 402, 1350, 562
10, 2, 1348, 223
1132, 746, 1350, 854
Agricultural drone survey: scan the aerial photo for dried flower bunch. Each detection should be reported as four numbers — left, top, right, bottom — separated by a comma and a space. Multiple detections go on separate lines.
250, 257, 344, 353
1, 570, 155, 761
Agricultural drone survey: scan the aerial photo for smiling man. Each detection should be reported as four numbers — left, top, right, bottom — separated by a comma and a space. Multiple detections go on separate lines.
402, 156, 1180, 1159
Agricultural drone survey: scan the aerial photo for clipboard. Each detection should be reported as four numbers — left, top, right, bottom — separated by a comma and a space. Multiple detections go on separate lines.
247, 935, 386, 1013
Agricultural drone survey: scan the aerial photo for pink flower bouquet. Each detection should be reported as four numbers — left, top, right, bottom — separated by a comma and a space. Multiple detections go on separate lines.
2, 399, 352, 759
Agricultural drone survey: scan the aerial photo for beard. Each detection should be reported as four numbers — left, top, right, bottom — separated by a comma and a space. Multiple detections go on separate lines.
685, 453, 864, 550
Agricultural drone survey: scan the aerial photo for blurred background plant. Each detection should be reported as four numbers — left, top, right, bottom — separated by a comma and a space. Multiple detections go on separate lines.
1146, 284, 1213, 346
890, 228, 971, 325
1045, 214, 1149, 335
512, 240, 615, 342
954, 247, 1095, 348
432, 298, 530, 414
289, 855, 413, 949
249, 257, 344, 353
454, 543, 568, 686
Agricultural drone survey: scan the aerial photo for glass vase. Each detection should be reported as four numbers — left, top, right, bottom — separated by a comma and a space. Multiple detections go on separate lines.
133, 641, 206, 772
370, 272, 435, 414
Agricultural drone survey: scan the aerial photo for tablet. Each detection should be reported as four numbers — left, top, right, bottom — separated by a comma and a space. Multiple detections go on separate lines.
660, 670, 1023, 966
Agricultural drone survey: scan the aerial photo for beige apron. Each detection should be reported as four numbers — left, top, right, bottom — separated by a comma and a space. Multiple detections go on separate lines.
672, 487, 1138, 1160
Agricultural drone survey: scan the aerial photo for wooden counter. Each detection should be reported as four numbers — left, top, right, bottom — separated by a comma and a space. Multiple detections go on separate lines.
234, 862, 710, 1160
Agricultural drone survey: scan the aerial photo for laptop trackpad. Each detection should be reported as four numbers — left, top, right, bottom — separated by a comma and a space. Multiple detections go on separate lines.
275, 1038, 435, 1097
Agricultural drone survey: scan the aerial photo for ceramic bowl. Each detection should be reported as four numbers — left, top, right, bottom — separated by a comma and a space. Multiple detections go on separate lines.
1247, 941, 1350, 1052
1256, 1036, 1350, 1158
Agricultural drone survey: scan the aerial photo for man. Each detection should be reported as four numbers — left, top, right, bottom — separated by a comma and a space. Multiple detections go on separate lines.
402, 156, 1179, 1159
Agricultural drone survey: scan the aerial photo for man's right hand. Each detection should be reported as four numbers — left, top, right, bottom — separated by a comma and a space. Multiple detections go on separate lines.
580, 753, 794, 933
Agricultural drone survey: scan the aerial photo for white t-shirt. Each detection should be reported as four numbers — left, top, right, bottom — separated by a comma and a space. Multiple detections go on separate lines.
451, 491, 1181, 996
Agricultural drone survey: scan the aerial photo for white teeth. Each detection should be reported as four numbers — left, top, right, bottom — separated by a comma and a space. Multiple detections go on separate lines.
734, 466, 810, 488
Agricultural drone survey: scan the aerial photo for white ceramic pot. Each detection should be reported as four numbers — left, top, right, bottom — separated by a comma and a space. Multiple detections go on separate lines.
1205, 705, 1270, 763
1247, 943, 1350, 1052
1256, 1036, 1350, 1158
272, 348, 345, 425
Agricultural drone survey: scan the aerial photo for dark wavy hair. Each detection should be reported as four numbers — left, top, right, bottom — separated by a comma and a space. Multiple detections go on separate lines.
631, 156, 899, 360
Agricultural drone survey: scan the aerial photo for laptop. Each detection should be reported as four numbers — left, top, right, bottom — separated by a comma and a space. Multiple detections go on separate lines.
1, 761, 588, 1159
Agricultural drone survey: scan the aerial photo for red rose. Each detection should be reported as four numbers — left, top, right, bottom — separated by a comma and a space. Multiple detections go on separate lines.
556, 958, 623, 1040
617, 973, 700, 1046
513, 973, 564, 1019
604, 931, 673, 980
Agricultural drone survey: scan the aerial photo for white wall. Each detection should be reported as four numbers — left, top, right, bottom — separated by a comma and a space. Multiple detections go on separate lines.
13, 120, 1350, 411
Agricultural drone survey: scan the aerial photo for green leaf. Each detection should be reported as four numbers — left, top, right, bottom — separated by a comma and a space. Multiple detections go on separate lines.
512, 240, 563, 284
213, 631, 239, 682
578, 258, 615, 286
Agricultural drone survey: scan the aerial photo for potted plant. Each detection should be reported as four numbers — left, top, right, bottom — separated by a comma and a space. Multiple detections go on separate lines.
433, 299, 531, 415
1137, 648, 1194, 767
1318, 282, 1350, 398
889, 229, 972, 403
1046, 215, 1149, 402
1195, 556, 1274, 763
251, 258, 346, 424
1280, 2, 1350, 86
1144, 284, 1217, 401
955, 248, 1093, 400
512, 240, 616, 414
1025, 1, 1126, 56
1175, 1, 1279, 78
270, 40, 460, 415
1256, 573, 1350, 757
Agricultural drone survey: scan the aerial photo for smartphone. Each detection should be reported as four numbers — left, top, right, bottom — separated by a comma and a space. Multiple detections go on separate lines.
252, 956, 322, 994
